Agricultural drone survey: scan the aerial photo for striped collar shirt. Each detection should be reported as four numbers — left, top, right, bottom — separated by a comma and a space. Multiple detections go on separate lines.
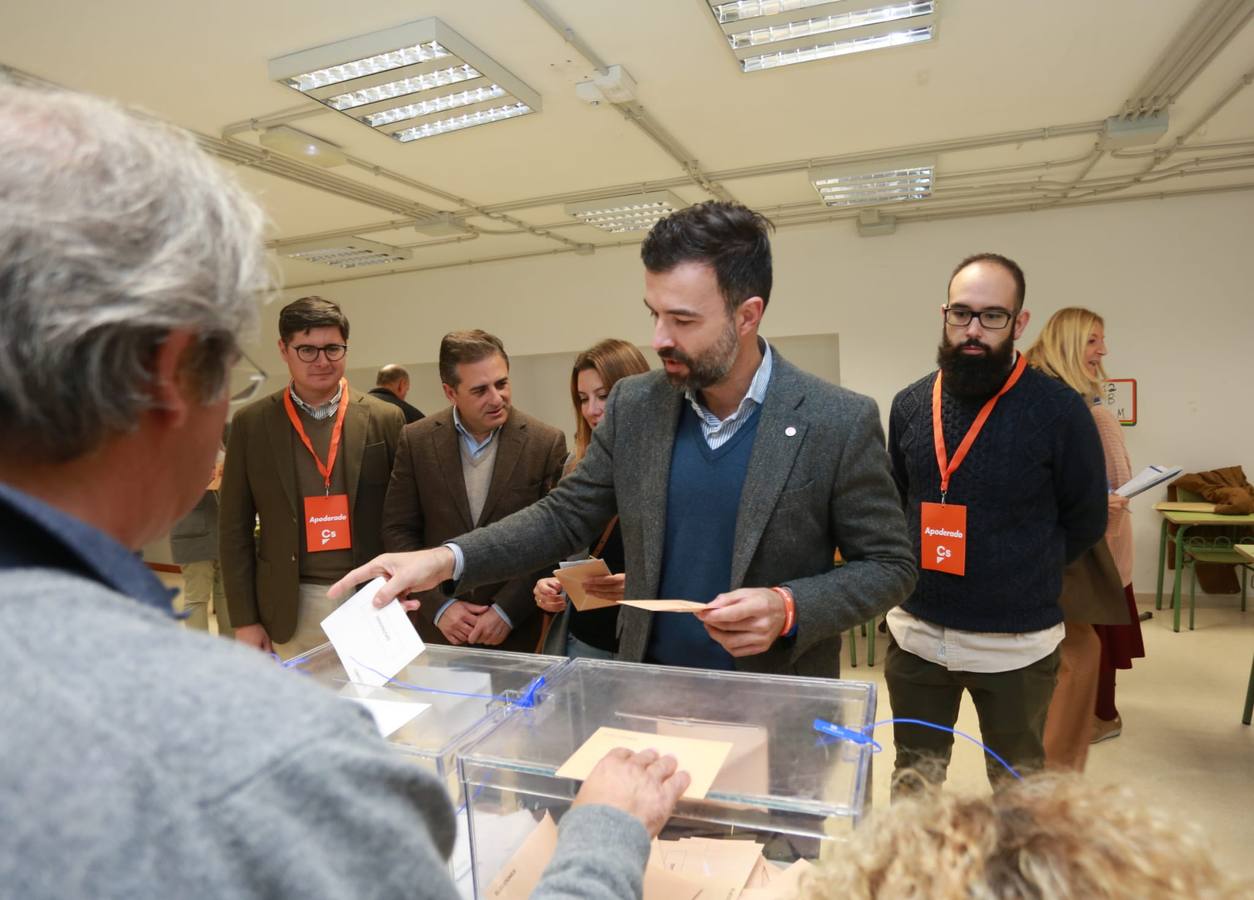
684, 339, 772, 451
288, 381, 343, 421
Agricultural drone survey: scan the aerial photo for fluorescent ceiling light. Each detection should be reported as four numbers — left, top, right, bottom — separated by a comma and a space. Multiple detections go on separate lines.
281, 41, 450, 93
269, 18, 540, 144
565, 191, 687, 233
258, 125, 347, 167
325, 65, 481, 111
809, 156, 936, 207
705, 0, 937, 72
363, 84, 507, 127
279, 237, 412, 269
393, 102, 532, 143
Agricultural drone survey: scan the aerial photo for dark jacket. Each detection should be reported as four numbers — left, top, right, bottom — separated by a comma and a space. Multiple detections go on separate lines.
369, 387, 424, 425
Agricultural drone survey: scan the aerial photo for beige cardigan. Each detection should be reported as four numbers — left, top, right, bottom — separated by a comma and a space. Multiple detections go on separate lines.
1092, 404, 1133, 586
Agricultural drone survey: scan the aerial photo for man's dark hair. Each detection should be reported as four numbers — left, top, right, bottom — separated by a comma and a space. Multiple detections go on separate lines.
439, 330, 509, 387
278, 296, 350, 344
949, 253, 1026, 312
640, 201, 775, 313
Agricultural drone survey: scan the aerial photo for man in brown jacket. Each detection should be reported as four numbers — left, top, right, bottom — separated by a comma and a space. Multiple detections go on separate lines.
220, 297, 405, 658
382, 330, 566, 652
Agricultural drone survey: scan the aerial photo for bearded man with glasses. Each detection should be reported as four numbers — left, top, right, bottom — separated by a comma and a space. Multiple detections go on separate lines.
220, 296, 405, 658
884, 253, 1108, 793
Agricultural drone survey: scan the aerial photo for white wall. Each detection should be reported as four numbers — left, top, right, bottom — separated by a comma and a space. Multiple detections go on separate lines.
344, 333, 840, 451
240, 190, 1254, 592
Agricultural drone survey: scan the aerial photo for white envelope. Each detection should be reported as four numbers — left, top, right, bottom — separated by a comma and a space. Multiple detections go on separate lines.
320, 576, 425, 687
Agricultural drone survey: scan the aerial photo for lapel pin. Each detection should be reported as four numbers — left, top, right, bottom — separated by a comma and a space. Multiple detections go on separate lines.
785, 426, 797, 437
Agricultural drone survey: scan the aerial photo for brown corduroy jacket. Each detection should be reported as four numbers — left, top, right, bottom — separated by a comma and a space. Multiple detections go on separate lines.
382, 406, 566, 653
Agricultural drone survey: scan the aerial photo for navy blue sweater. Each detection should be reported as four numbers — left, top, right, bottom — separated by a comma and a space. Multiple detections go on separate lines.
887, 366, 1107, 633
646, 405, 761, 669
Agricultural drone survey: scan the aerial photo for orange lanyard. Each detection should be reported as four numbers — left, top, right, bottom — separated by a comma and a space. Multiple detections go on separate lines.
932, 354, 1027, 501
282, 379, 348, 494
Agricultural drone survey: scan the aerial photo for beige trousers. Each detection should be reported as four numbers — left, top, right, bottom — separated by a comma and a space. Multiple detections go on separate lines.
179, 560, 226, 634
1043, 621, 1101, 771
271, 582, 343, 661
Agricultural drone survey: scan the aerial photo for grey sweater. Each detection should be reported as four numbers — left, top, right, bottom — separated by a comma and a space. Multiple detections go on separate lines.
0, 569, 649, 899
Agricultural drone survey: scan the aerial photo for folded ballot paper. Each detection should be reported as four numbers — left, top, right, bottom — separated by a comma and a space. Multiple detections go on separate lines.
320, 576, 425, 687
1115, 465, 1183, 499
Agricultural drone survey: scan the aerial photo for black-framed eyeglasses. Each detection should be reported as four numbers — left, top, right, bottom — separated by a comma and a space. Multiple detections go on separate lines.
292, 343, 347, 362
942, 306, 1013, 329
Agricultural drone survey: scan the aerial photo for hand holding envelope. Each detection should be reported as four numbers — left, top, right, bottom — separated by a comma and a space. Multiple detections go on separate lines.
553, 558, 619, 611
558, 726, 731, 800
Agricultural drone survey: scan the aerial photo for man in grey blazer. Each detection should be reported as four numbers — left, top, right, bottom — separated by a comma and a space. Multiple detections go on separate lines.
337, 202, 916, 677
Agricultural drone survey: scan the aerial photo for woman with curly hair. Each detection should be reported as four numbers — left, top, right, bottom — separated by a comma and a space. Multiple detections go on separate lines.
802, 773, 1243, 899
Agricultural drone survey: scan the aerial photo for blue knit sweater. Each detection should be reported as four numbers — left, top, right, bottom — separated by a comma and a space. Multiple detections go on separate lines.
646, 405, 761, 669
887, 366, 1107, 633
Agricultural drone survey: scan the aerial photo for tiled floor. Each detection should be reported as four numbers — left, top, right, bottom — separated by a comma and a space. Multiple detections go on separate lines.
850, 595, 1254, 881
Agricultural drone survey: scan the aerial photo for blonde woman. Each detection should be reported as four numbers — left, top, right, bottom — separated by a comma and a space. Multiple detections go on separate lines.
534, 339, 650, 659
1026, 308, 1144, 767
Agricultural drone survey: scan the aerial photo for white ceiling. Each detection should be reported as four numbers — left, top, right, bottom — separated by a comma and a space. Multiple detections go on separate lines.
2, 0, 1252, 288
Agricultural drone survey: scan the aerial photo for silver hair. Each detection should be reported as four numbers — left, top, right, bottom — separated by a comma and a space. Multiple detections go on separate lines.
0, 85, 272, 461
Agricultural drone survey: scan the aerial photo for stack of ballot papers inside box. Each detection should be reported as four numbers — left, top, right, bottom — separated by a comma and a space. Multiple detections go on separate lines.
485, 811, 813, 900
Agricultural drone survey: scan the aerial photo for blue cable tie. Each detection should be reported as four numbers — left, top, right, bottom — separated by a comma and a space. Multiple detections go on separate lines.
811, 717, 1022, 780
812, 718, 882, 752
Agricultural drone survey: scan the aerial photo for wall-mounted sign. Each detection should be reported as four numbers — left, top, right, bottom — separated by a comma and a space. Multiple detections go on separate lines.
1102, 379, 1136, 426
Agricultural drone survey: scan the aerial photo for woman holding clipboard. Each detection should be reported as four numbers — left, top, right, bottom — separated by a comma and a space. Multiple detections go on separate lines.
1027, 307, 1145, 765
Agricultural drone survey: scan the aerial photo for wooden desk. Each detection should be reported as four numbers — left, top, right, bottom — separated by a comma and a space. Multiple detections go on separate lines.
1237, 544, 1254, 564
1154, 508, 1254, 632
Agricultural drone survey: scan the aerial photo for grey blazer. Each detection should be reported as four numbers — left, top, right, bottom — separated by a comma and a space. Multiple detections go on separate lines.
453, 348, 917, 677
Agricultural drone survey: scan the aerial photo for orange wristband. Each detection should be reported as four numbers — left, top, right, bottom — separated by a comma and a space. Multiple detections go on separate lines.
771, 586, 796, 637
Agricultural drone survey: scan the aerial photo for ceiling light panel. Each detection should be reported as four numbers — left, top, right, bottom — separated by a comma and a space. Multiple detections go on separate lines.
705, 0, 937, 72
566, 192, 688, 234
809, 157, 936, 207
279, 237, 412, 269
269, 18, 540, 143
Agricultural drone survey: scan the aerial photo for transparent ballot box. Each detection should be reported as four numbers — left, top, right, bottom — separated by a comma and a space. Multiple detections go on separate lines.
284, 642, 568, 888
458, 658, 876, 897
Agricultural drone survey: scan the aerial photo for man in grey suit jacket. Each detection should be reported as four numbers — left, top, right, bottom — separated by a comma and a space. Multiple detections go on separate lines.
337, 202, 915, 677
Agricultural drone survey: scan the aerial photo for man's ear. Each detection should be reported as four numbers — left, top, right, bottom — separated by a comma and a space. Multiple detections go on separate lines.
441, 382, 458, 406
737, 296, 765, 336
151, 330, 197, 427
1013, 308, 1031, 341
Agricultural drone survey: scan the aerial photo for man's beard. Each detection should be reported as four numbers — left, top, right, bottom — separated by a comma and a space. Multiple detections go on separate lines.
658, 319, 739, 392
936, 334, 1015, 400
